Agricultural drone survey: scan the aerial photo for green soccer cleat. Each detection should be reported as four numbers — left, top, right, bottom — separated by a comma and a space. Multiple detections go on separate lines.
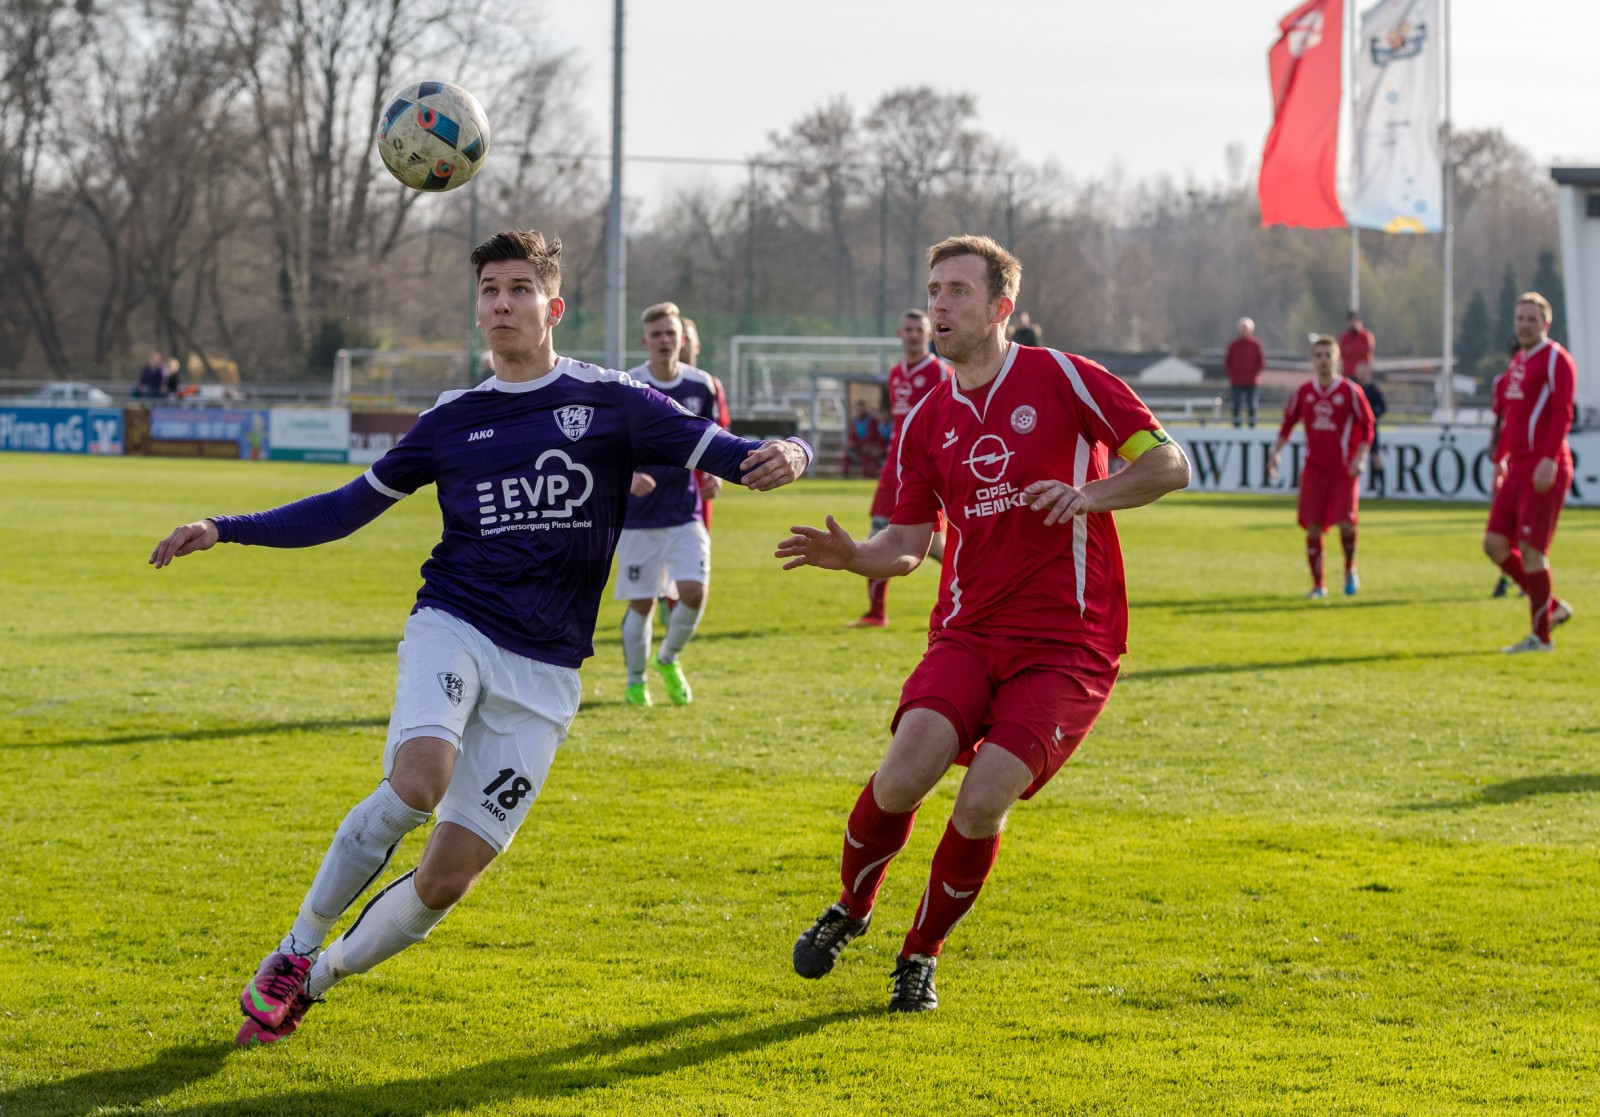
624, 682, 652, 708
653, 656, 693, 705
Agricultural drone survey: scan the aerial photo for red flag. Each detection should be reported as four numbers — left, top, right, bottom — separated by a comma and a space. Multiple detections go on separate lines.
1259, 0, 1346, 228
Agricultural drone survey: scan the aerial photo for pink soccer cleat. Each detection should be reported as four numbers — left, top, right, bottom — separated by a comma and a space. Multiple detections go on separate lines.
239, 952, 312, 1030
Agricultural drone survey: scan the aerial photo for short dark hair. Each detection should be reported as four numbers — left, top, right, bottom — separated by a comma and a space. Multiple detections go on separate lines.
471, 229, 562, 296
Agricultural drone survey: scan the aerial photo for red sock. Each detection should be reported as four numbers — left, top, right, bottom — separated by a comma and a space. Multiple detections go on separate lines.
865, 578, 888, 620
1527, 568, 1553, 642
1498, 551, 1530, 595
838, 775, 915, 918
1342, 529, 1357, 573
901, 822, 1001, 958
1306, 537, 1324, 588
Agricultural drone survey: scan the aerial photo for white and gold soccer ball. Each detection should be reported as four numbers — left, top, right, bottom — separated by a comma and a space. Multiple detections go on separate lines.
375, 81, 490, 192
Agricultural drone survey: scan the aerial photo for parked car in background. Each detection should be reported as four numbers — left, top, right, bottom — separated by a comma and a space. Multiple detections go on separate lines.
18, 382, 114, 405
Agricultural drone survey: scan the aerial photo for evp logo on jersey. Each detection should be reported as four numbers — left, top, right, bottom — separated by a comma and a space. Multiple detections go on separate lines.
1311, 398, 1339, 430
554, 405, 593, 442
476, 448, 595, 533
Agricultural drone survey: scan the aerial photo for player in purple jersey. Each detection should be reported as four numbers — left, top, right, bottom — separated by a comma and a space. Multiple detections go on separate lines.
615, 302, 729, 707
148, 230, 811, 1047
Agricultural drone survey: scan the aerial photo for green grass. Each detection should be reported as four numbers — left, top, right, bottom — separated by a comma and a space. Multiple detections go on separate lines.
2, 454, 1598, 1116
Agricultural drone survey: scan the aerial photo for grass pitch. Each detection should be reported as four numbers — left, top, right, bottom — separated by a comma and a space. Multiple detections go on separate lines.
1, 454, 1597, 1116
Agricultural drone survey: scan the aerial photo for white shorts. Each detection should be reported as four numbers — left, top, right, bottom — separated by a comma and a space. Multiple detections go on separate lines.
612, 521, 711, 601
382, 608, 581, 854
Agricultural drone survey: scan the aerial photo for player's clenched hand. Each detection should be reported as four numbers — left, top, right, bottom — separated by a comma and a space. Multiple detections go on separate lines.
698, 473, 723, 501
775, 515, 857, 571
630, 471, 657, 497
740, 439, 808, 491
149, 519, 219, 568
1532, 457, 1557, 494
1022, 479, 1089, 526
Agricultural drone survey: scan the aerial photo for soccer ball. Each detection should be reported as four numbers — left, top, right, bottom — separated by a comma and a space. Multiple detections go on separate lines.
375, 81, 490, 192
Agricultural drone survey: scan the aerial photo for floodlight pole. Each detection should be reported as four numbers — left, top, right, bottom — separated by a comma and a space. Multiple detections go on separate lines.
1439, 0, 1455, 414
603, 0, 627, 371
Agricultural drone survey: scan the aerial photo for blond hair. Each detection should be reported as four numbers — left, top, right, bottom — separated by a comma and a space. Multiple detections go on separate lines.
1311, 334, 1339, 354
926, 235, 1021, 302
641, 301, 682, 326
1516, 291, 1553, 323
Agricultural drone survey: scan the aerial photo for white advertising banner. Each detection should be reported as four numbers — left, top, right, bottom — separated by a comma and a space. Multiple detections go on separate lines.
269, 408, 350, 463
1169, 424, 1600, 507
1347, 0, 1443, 233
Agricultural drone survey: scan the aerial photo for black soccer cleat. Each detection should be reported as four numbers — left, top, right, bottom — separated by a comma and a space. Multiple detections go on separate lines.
1492, 574, 1511, 598
793, 903, 872, 979
888, 952, 938, 1013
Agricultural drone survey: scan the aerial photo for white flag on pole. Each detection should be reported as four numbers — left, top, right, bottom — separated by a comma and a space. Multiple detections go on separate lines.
1348, 0, 1443, 233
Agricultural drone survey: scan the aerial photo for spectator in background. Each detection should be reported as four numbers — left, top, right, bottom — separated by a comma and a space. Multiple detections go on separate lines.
164, 357, 183, 398
133, 352, 167, 398
1351, 362, 1388, 496
1339, 311, 1375, 383
1009, 311, 1040, 347
845, 402, 884, 478
1224, 317, 1266, 428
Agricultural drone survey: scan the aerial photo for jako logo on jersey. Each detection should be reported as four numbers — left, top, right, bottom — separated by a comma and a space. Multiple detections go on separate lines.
554, 405, 593, 441
438, 672, 465, 707
468, 429, 494, 442
476, 448, 595, 529
962, 434, 1014, 483
1010, 405, 1037, 434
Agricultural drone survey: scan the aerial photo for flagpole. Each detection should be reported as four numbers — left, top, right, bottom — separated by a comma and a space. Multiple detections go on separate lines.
1439, 0, 1455, 415
1348, 0, 1360, 313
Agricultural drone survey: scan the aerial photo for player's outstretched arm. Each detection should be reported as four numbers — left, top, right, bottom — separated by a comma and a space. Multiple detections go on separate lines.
149, 519, 219, 568
738, 439, 811, 491
776, 516, 931, 577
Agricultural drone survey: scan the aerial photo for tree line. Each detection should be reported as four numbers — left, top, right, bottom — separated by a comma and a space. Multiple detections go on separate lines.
0, 2, 1563, 391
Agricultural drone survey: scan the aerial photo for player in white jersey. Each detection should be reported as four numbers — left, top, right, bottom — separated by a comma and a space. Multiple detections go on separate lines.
149, 230, 810, 1046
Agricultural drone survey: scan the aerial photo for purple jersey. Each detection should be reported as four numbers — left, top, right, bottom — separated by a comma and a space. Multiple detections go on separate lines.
623, 363, 725, 529
363, 360, 765, 667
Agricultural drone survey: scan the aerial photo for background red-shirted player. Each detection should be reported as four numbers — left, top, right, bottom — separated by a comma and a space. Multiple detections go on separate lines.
851, 309, 950, 627
777, 235, 1190, 1013
1268, 336, 1375, 599
1482, 292, 1576, 653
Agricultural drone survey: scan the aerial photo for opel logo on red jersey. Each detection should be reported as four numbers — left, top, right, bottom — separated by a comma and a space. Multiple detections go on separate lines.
962, 434, 1014, 483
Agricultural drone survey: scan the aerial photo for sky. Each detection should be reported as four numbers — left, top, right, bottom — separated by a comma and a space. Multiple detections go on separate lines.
533, 0, 1600, 215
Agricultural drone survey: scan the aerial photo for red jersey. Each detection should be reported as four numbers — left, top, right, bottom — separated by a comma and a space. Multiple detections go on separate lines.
1496, 340, 1575, 464
1278, 376, 1374, 472
886, 353, 949, 444
1338, 327, 1374, 374
892, 345, 1163, 657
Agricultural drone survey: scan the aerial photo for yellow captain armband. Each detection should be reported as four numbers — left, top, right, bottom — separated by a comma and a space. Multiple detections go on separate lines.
1117, 427, 1172, 462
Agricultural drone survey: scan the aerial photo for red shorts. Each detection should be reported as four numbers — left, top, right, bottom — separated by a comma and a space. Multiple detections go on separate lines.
1298, 464, 1359, 530
1486, 456, 1572, 554
893, 629, 1120, 800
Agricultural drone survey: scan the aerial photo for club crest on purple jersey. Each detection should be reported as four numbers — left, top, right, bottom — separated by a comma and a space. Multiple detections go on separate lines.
554, 405, 594, 442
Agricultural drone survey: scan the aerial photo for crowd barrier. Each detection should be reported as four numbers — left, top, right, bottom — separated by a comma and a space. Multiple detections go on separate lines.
5, 405, 1596, 509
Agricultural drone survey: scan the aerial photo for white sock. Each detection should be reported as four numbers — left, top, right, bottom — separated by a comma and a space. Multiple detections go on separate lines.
622, 608, 652, 685
280, 781, 430, 957
308, 871, 450, 998
658, 603, 703, 664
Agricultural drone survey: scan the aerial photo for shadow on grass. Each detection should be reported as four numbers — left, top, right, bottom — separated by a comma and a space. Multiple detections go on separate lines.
1133, 594, 1483, 614
146, 1007, 865, 1116
1400, 773, 1600, 812
1123, 649, 1483, 681
0, 1040, 234, 1117
12, 717, 389, 750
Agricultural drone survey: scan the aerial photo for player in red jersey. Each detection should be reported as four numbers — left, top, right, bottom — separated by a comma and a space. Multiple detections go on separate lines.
778, 235, 1190, 1012
851, 309, 951, 627
1482, 292, 1576, 652
1268, 335, 1375, 599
